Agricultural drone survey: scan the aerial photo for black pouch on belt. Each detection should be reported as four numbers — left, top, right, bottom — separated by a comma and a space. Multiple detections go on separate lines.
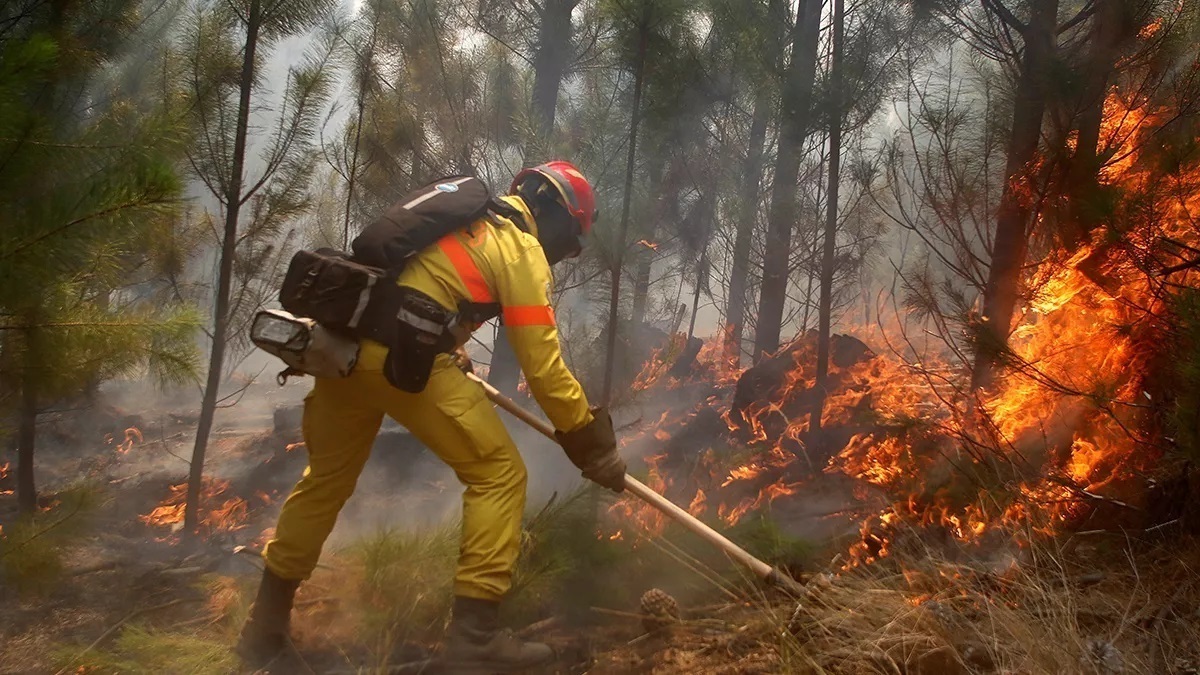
385, 289, 458, 393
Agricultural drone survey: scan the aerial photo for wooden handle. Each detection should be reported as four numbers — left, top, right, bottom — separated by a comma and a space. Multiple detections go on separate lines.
466, 372, 797, 589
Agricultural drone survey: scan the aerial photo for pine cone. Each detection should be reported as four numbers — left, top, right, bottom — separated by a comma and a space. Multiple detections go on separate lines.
640, 588, 680, 633
1080, 638, 1124, 674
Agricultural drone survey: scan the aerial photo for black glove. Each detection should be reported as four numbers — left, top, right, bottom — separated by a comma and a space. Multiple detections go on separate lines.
555, 408, 627, 492
451, 346, 474, 374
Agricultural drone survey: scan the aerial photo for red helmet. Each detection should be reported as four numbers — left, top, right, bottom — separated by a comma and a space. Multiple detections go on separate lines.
509, 160, 596, 236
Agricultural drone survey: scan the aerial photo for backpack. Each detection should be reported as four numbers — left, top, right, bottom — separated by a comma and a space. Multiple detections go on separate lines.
276, 176, 517, 345
351, 175, 519, 271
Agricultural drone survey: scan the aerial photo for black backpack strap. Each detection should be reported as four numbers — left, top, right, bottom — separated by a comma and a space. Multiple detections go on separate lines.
458, 300, 502, 324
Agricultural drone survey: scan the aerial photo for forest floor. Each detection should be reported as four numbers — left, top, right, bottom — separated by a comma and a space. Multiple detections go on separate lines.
3, 395, 1200, 675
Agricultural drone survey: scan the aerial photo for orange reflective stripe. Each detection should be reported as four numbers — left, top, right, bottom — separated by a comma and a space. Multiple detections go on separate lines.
503, 305, 555, 326
437, 232, 494, 303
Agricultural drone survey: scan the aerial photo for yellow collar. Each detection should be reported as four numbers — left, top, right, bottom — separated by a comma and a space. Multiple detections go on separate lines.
497, 195, 538, 238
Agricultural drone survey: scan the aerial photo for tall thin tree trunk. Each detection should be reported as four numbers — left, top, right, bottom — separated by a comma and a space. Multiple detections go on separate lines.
1066, 0, 1123, 248
528, 0, 574, 157
971, 0, 1058, 390
801, 127, 829, 334
630, 239, 655, 326
186, 0, 262, 532
813, 0, 844, 437
489, 0, 576, 398
17, 327, 39, 513
686, 256, 704, 341
342, 8, 379, 250
752, 0, 821, 361
631, 158, 667, 326
601, 25, 649, 404
725, 88, 771, 367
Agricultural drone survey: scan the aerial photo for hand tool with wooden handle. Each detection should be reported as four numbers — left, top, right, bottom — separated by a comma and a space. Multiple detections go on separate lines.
465, 372, 804, 596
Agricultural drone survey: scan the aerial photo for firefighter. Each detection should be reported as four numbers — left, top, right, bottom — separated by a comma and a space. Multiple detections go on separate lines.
237, 161, 626, 672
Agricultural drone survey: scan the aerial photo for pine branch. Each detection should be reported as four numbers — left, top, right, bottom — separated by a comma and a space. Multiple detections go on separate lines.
1057, 0, 1100, 35
981, 0, 1026, 34
2, 194, 181, 260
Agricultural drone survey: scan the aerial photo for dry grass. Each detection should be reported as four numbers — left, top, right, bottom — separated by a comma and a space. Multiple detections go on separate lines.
23, 473, 1200, 675
601, 534, 1200, 675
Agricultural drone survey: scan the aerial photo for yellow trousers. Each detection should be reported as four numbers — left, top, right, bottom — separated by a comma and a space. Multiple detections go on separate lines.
263, 342, 527, 601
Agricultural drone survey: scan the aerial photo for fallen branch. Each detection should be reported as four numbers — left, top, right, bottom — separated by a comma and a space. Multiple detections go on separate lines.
516, 616, 559, 637
617, 416, 644, 433
68, 561, 118, 576
591, 606, 647, 621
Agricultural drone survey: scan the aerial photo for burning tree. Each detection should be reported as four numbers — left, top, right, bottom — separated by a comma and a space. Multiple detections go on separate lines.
612, 0, 1200, 570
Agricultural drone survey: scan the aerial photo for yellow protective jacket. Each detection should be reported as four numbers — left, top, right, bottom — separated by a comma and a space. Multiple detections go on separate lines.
388, 195, 593, 433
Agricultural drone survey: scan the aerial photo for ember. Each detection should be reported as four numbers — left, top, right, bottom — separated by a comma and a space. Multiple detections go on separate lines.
103, 427, 142, 454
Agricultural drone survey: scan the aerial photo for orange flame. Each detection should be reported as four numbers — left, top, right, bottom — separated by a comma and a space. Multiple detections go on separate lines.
613, 87, 1191, 569
140, 478, 251, 538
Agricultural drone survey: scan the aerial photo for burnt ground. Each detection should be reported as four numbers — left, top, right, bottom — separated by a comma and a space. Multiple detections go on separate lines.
0, 384, 471, 674
5, 372, 1200, 674
0, 373, 813, 674
0, 377, 653, 674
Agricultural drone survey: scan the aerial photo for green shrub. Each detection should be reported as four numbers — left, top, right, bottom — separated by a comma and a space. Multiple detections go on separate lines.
0, 481, 101, 594
344, 521, 460, 653
56, 625, 236, 674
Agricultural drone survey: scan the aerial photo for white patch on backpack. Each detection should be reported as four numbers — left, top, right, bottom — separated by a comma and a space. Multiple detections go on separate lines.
436, 183, 459, 193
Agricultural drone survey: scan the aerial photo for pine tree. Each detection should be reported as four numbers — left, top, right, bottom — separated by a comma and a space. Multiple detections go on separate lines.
812, 0, 844, 436
181, 0, 338, 531
597, 0, 691, 403
970, 0, 1061, 390
753, 0, 821, 360
0, 0, 199, 512
708, 0, 787, 368
468, 0, 590, 398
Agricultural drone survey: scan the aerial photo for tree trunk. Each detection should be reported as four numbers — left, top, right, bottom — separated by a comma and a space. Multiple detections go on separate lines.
527, 0, 574, 159
17, 328, 39, 513
1065, 0, 1124, 248
600, 24, 649, 404
801, 127, 829, 334
752, 0, 821, 361
631, 157, 667, 326
724, 87, 771, 368
489, 0, 577, 398
687, 256, 704, 341
342, 8, 379, 250
185, 0, 262, 533
813, 0, 844, 437
971, 0, 1058, 390
630, 239, 655, 325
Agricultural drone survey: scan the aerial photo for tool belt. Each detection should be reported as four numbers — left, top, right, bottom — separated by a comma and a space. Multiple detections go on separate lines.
258, 247, 496, 392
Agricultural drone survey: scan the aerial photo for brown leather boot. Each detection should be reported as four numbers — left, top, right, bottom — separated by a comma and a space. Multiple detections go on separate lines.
439, 596, 555, 674
236, 567, 301, 668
